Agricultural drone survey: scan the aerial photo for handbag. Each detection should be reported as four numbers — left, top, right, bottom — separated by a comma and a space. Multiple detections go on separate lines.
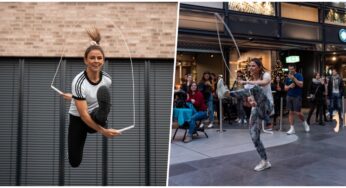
308, 85, 320, 102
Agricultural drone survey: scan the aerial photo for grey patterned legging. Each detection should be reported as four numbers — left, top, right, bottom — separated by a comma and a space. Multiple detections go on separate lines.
230, 86, 270, 160
249, 107, 267, 160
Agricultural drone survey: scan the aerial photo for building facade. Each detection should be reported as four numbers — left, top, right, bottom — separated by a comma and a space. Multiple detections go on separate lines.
177, 2, 346, 102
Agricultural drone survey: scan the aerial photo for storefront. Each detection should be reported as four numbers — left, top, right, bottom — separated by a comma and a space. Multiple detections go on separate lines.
177, 2, 346, 105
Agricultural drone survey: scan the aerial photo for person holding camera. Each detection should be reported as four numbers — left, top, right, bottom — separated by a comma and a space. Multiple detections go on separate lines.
284, 65, 310, 135
328, 67, 344, 130
306, 72, 325, 126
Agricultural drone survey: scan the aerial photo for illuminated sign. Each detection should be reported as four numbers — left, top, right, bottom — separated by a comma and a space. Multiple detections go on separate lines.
286, 56, 300, 63
339, 29, 346, 42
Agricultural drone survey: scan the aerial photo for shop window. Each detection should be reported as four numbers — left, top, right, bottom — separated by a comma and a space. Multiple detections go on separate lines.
182, 2, 223, 9
228, 2, 275, 16
281, 3, 319, 22
326, 44, 346, 51
179, 10, 224, 32
325, 9, 346, 26
282, 21, 321, 41
325, 2, 346, 9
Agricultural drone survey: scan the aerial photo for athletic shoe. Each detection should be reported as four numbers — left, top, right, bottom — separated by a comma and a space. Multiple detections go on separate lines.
199, 123, 205, 129
207, 123, 213, 128
304, 121, 310, 132
254, 160, 271, 171
216, 79, 230, 99
91, 86, 111, 125
286, 126, 295, 135
184, 135, 192, 143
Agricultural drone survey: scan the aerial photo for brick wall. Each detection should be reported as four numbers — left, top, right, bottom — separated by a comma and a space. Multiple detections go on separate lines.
0, 2, 177, 58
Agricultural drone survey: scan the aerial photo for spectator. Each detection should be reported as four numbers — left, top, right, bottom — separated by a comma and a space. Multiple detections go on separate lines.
231, 70, 248, 125
306, 72, 325, 126
198, 72, 214, 128
184, 82, 208, 143
181, 73, 193, 93
284, 64, 310, 135
328, 67, 344, 129
272, 75, 284, 126
320, 75, 329, 122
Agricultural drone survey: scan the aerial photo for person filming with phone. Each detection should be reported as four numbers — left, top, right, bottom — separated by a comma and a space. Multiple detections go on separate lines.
284, 65, 310, 135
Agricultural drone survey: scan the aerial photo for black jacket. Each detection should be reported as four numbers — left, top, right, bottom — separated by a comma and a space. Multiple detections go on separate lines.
310, 79, 325, 101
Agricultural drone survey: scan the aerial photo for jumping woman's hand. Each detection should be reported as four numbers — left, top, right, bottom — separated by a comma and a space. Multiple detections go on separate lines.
238, 80, 246, 85
100, 128, 121, 138
61, 93, 73, 101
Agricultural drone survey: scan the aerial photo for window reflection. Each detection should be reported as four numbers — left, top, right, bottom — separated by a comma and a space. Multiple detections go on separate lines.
228, 2, 275, 16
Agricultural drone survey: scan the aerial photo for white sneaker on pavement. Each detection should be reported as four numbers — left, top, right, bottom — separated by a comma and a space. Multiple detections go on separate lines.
254, 160, 271, 171
199, 123, 205, 129
286, 126, 295, 135
304, 121, 310, 132
207, 123, 213, 128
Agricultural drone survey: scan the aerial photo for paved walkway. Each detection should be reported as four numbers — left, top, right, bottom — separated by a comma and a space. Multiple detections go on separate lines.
170, 128, 298, 165
169, 117, 346, 186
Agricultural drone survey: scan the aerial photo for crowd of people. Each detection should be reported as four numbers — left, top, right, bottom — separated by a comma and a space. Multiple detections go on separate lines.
174, 59, 344, 171
176, 59, 344, 142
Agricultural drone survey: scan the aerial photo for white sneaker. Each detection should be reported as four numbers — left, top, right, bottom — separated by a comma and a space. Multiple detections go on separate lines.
217, 79, 230, 99
234, 118, 240, 122
207, 123, 213, 128
286, 126, 295, 135
254, 160, 271, 171
304, 121, 310, 132
200, 123, 205, 129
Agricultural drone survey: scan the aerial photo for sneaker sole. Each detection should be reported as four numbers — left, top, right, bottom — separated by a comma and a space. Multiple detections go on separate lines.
93, 86, 111, 123
97, 86, 111, 114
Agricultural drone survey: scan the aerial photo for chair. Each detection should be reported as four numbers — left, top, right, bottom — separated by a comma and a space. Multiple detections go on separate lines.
171, 119, 209, 142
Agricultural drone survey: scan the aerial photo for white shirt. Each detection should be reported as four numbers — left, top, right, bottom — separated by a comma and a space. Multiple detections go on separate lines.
261, 72, 274, 105
69, 71, 112, 117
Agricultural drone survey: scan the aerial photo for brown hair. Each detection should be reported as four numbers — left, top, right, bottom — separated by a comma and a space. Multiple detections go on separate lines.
250, 58, 268, 80
84, 26, 105, 59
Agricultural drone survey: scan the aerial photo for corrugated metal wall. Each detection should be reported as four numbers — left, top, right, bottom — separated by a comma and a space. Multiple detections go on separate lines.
149, 61, 172, 185
0, 58, 172, 186
0, 59, 19, 186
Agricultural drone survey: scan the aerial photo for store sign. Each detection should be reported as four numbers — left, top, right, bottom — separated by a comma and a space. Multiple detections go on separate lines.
286, 56, 300, 63
339, 29, 346, 42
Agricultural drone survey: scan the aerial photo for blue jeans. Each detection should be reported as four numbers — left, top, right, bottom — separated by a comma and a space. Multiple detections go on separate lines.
188, 111, 208, 136
329, 93, 343, 121
207, 94, 214, 122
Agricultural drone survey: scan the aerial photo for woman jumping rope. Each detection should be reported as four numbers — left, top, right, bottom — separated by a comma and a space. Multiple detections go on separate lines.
219, 58, 273, 171
61, 27, 121, 167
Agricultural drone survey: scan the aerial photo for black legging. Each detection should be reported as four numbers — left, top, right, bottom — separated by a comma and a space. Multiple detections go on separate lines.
68, 108, 107, 168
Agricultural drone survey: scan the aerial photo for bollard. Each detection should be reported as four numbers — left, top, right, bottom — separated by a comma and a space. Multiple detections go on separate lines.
217, 98, 225, 133
343, 97, 345, 127
280, 97, 283, 131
